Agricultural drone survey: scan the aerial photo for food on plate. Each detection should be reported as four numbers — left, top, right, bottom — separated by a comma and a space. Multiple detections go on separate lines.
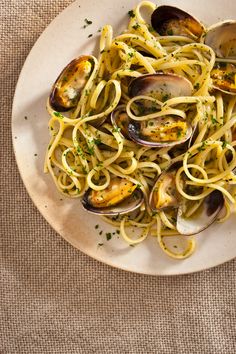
44, 1, 236, 259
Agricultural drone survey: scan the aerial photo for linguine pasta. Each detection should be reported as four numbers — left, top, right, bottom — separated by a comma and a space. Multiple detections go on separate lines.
44, 1, 236, 259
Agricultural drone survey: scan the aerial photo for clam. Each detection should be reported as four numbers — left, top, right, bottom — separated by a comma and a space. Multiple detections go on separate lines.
128, 116, 192, 148
210, 63, 236, 94
149, 168, 224, 235
151, 5, 204, 40
176, 190, 224, 235
127, 74, 193, 147
110, 105, 130, 139
50, 56, 93, 111
204, 21, 236, 94
204, 21, 236, 58
129, 73, 193, 102
149, 170, 180, 211
81, 178, 143, 216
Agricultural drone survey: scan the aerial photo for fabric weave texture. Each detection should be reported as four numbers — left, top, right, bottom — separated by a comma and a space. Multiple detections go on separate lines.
1, 1, 236, 353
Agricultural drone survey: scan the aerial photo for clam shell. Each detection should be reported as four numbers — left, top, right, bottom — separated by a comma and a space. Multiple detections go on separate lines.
204, 21, 236, 58
151, 5, 204, 39
110, 105, 130, 139
149, 169, 180, 212
129, 73, 193, 101
81, 188, 144, 216
49, 55, 92, 112
128, 116, 193, 148
176, 190, 224, 235
204, 21, 236, 95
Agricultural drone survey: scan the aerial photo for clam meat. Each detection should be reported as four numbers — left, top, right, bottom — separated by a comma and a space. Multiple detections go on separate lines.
127, 73, 193, 147
151, 5, 204, 40
128, 116, 192, 148
50, 55, 93, 111
81, 178, 143, 216
129, 73, 193, 102
176, 190, 224, 235
211, 62, 236, 94
149, 168, 224, 235
149, 170, 179, 211
204, 21, 236, 94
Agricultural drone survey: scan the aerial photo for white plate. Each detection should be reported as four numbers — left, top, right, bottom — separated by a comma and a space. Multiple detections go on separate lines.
12, 0, 236, 275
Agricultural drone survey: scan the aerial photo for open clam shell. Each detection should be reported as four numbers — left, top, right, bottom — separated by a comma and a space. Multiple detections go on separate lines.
49, 55, 93, 112
81, 178, 144, 216
151, 5, 204, 39
149, 167, 224, 236
204, 21, 236, 94
210, 63, 236, 95
128, 116, 192, 148
204, 21, 236, 58
176, 190, 224, 235
149, 169, 180, 212
129, 73, 193, 102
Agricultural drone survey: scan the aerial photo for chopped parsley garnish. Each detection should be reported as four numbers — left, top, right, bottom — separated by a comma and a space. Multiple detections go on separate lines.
77, 146, 85, 159
177, 129, 182, 138
83, 18, 92, 28
106, 233, 112, 241
128, 10, 135, 18
112, 126, 121, 133
86, 145, 94, 156
132, 24, 140, 30
128, 51, 134, 58
162, 94, 170, 102
211, 116, 218, 125
222, 140, 228, 149
53, 112, 64, 119
93, 137, 101, 145
197, 141, 207, 152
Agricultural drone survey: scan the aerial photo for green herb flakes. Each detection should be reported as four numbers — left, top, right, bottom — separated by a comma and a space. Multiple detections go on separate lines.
106, 233, 112, 241
53, 112, 64, 119
128, 10, 135, 18
83, 18, 92, 28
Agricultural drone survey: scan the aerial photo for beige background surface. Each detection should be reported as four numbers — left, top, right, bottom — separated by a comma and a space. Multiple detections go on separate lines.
1, 1, 236, 353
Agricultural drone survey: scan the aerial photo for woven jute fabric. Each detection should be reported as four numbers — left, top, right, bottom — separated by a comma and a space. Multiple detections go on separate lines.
1, 1, 236, 353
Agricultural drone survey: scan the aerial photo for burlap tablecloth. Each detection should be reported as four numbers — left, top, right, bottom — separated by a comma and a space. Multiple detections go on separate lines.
1, 1, 236, 353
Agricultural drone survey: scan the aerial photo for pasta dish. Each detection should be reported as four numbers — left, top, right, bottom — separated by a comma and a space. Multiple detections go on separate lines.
44, 1, 236, 259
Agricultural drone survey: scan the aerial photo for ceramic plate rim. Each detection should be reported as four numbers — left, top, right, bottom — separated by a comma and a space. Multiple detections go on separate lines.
12, 0, 236, 275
